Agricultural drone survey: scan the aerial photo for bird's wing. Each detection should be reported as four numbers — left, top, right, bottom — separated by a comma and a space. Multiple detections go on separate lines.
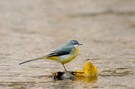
47, 46, 73, 57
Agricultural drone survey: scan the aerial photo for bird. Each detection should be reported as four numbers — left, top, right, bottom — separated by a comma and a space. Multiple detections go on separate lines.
19, 40, 82, 71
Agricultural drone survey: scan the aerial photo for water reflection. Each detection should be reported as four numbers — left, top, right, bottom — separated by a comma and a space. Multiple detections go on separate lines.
76, 76, 98, 83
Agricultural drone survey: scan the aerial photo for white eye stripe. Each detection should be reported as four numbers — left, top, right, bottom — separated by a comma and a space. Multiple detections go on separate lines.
72, 40, 75, 43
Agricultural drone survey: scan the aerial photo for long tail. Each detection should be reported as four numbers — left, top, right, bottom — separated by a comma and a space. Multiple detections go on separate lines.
19, 56, 46, 65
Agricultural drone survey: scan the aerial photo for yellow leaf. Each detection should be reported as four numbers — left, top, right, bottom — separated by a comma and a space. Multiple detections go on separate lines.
83, 59, 98, 77
73, 59, 98, 77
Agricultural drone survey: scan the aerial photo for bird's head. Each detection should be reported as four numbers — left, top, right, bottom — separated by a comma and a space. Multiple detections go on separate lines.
68, 40, 82, 47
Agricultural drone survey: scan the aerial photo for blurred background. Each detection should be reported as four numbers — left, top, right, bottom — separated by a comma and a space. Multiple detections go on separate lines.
0, 0, 135, 89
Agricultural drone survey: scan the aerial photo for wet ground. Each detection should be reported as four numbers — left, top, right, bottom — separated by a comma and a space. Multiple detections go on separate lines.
0, 0, 135, 89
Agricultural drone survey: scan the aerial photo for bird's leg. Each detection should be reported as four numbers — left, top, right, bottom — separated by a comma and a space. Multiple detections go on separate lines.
62, 63, 67, 72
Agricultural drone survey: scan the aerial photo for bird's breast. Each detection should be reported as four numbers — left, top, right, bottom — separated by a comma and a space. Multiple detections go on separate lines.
73, 47, 79, 56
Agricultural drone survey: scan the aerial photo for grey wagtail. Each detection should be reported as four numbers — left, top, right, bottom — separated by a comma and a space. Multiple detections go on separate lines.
19, 40, 82, 71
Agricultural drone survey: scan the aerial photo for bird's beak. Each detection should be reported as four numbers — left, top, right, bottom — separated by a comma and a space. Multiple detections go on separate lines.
79, 43, 83, 45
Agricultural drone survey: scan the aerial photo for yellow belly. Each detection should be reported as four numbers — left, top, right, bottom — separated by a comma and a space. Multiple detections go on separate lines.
58, 54, 75, 63
58, 47, 79, 64
46, 47, 79, 64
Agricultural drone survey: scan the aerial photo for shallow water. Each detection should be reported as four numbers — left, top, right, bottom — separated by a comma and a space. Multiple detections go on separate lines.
0, 0, 135, 89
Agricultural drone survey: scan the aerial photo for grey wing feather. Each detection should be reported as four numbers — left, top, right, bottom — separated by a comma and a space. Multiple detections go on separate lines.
47, 46, 73, 57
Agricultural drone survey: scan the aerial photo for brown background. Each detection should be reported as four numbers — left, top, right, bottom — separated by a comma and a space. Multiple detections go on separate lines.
0, 0, 135, 89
